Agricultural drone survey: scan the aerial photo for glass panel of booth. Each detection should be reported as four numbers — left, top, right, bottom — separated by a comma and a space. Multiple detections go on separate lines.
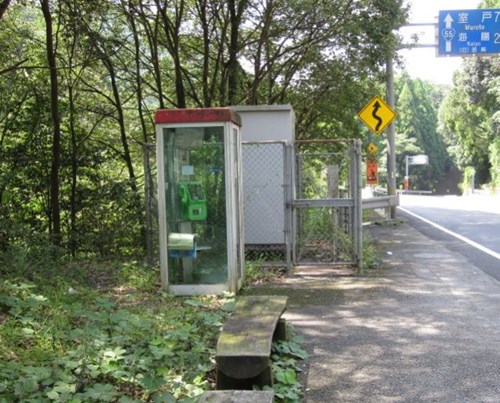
162, 126, 228, 285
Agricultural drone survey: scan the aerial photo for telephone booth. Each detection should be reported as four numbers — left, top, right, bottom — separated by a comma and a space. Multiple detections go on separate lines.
155, 108, 245, 295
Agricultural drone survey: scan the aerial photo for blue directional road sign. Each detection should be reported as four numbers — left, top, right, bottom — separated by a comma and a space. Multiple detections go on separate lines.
438, 9, 500, 56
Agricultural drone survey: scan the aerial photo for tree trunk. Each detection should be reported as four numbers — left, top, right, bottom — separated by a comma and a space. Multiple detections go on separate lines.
40, 0, 61, 247
138, 1, 165, 108
226, 0, 247, 105
156, 0, 186, 108
105, 57, 138, 195
126, 0, 153, 264
0, 0, 11, 21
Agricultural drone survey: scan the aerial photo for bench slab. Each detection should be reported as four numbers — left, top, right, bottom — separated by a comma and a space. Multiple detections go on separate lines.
199, 390, 274, 403
216, 295, 287, 384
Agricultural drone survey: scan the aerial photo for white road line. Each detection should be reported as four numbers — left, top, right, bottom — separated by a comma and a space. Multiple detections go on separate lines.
399, 206, 500, 260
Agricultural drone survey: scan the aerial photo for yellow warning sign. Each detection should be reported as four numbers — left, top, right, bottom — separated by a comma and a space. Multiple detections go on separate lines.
358, 95, 397, 135
367, 142, 378, 154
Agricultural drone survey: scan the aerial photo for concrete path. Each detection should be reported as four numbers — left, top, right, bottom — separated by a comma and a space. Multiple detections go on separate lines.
276, 221, 500, 402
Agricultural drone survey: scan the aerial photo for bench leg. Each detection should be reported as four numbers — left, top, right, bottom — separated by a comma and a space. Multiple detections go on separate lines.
216, 364, 273, 390
273, 318, 287, 341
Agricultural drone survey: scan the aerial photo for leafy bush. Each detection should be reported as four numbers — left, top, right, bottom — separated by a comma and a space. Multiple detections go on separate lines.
460, 166, 476, 195
244, 256, 283, 285
489, 137, 500, 191
268, 331, 309, 402
0, 260, 309, 402
362, 232, 380, 270
0, 262, 232, 402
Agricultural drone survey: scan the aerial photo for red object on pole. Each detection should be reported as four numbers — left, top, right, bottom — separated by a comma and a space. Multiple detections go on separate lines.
367, 160, 378, 185
404, 176, 409, 190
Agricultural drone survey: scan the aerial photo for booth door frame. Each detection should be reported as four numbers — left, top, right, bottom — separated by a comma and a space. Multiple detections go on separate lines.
156, 121, 244, 295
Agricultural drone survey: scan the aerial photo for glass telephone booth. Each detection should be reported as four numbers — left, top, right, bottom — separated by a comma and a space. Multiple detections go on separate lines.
155, 108, 245, 295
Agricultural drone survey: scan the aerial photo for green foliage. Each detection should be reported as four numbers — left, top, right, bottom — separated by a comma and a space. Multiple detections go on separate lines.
489, 138, 500, 191
393, 73, 450, 190
267, 329, 309, 402
0, 262, 233, 402
460, 166, 477, 195
0, 257, 311, 402
362, 232, 380, 270
439, 56, 499, 188
0, 0, 408, 260
244, 257, 281, 285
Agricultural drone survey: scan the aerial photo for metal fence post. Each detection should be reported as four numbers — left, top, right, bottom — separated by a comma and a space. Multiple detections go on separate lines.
352, 139, 363, 269
284, 142, 294, 273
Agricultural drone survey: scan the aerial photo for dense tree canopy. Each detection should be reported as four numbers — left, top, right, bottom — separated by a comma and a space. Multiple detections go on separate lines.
0, 0, 408, 258
439, 56, 500, 189
394, 73, 449, 190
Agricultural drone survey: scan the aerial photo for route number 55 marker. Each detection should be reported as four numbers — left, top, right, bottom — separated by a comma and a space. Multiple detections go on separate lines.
358, 95, 397, 136
442, 13, 455, 53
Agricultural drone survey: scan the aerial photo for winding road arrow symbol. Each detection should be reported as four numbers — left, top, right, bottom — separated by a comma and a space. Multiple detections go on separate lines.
358, 95, 397, 135
372, 101, 383, 132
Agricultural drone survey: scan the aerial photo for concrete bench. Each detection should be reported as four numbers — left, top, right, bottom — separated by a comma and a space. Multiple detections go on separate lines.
215, 295, 288, 390
199, 390, 274, 402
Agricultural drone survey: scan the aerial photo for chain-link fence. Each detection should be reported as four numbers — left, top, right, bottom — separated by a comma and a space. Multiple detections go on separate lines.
242, 141, 291, 269
241, 139, 361, 268
293, 140, 362, 266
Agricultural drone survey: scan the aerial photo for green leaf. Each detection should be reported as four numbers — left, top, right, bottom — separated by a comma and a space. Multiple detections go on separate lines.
220, 300, 236, 312
46, 391, 59, 400
22, 378, 39, 393
150, 337, 163, 346
95, 298, 115, 311
139, 374, 166, 391
152, 392, 176, 403
52, 381, 76, 394
149, 345, 174, 360
82, 383, 118, 401
21, 327, 35, 336
275, 368, 297, 385
284, 368, 297, 385
103, 347, 126, 360
23, 366, 52, 382
184, 298, 203, 307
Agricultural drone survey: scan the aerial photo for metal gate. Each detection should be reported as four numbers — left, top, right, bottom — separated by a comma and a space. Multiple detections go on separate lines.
292, 139, 362, 267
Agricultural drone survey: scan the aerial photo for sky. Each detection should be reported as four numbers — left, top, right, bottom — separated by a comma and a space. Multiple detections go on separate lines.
397, 0, 481, 85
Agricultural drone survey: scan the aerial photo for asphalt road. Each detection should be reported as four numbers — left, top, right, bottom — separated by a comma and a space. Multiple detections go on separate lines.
398, 194, 500, 281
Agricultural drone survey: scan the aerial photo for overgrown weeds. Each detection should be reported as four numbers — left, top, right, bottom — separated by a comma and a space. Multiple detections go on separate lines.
244, 255, 285, 285
0, 255, 307, 402
0, 265, 230, 402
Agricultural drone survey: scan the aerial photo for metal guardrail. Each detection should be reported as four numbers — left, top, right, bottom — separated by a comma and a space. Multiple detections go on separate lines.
397, 190, 433, 195
362, 194, 399, 220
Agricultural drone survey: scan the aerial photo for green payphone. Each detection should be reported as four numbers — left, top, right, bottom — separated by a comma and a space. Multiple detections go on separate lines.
178, 182, 207, 221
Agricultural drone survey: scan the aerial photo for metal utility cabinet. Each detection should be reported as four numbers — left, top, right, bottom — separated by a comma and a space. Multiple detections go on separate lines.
232, 105, 295, 269
155, 108, 245, 295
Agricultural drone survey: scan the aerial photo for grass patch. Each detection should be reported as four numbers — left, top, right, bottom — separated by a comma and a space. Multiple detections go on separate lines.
0, 257, 307, 402
244, 257, 285, 286
0, 261, 232, 402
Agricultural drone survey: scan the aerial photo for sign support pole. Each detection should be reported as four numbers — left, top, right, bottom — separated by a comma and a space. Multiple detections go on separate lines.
386, 50, 397, 219
405, 155, 409, 191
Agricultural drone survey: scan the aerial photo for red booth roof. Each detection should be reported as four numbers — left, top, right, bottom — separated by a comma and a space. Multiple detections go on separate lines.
155, 108, 241, 126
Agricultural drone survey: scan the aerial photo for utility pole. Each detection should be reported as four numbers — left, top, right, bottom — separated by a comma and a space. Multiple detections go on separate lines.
386, 50, 397, 219
384, 22, 436, 217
